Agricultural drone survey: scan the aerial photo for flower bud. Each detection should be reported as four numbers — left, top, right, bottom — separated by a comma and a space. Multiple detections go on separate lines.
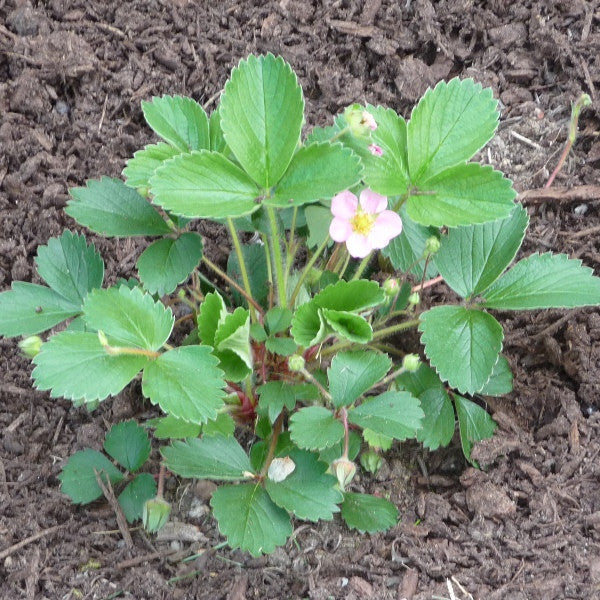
360, 450, 382, 474
287, 354, 305, 372
344, 104, 377, 138
402, 353, 421, 373
408, 292, 420, 306
332, 458, 357, 491
424, 236, 441, 255
382, 278, 400, 297
143, 497, 171, 533
19, 335, 42, 358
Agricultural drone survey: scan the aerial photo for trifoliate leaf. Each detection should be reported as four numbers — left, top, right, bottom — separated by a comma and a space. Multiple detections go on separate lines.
341, 492, 398, 533
257, 381, 318, 423
104, 421, 151, 471
289, 406, 344, 450
118, 473, 157, 523
416, 387, 455, 451
149, 415, 201, 440
123, 143, 181, 190
454, 395, 497, 464
479, 355, 513, 396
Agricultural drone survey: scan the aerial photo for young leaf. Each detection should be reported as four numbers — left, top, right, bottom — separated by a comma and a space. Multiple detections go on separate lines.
265, 336, 297, 356
265, 307, 293, 335
220, 54, 304, 188
266, 142, 361, 207
162, 435, 252, 480
227, 244, 269, 308
123, 143, 181, 190
407, 164, 516, 228
479, 355, 513, 396
83, 286, 174, 351
58, 449, 124, 505
407, 78, 499, 183
137, 232, 203, 296
289, 406, 344, 450
454, 395, 497, 464
214, 308, 252, 370
197, 292, 228, 346
32, 332, 147, 402
67, 177, 171, 237
257, 381, 318, 423
104, 421, 151, 471
142, 346, 225, 425
211, 483, 292, 556
482, 253, 600, 310
328, 351, 392, 408
150, 151, 261, 219
321, 309, 373, 344
340, 492, 398, 533
118, 473, 157, 523
265, 450, 343, 521
434, 204, 529, 298
141, 95, 210, 152
416, 387, 455, 451
150, 415, 201, 440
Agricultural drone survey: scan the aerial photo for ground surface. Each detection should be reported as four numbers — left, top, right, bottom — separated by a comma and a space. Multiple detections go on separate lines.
1, 1, 600, 599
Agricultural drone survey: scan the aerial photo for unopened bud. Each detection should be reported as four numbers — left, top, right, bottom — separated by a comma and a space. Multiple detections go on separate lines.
360, 450, 382, 474
344, 104, 377, 138
408, 292, 420, 306
424, 236, 441, 255
287, 354, 305, 372
332, 458, 357, 491
19, 335, 42, 358
383, 278, 400, 297
402, 353, 421, 373
143, 497, 171, 533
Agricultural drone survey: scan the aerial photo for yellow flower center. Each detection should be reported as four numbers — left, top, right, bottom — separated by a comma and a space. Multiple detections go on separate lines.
350, 210, 375, 236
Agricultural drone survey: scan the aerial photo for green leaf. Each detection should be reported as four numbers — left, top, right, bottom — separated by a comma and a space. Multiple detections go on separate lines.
67, 177, 171, 237
289, 406, 344, 450
454, 395, 497, 464
220, 53, 304, 188
58, 449, 124, 505
227, 243, 269, 308
203, 412, 236, 437
479, 355, 513, 396
150, 415, 201, 440
137, 233, 203, 296
265, 450, 342, 521
197, 292, 227, 346
407, 164, 516, 228
104, 421, 151, 471
396, 363, 444, 397
32, 332, 147, 402
482, 253, 600, 310
363, 428, 392, 451
142, 95, 209, 152
348, 391, 423, 440
321, 309, 373, 344
209, 106, 227, 153
266, 142, 361, 207
305, 205, 333, 249
416, 387, 455, 451
118, 473, 157, 523
250, 323, 268, 342
0, 282, 80, 337
123, 143, 181, 190
434, 204, 528, 298
340, 492, 398, 533
162, 435, 252, 480
328, 351, 391, 408
215, 308, 252, 370
83, 286, 174, 351
265, 336, 297, 356
265, 307, 293, 334
35, 231, 104, 306
419, 306, 503, 395
407, 78, 499, 183
142, 346, 225, 425
150, 151, 261, 219
257, 381, 318, 423
211, 483, 292, 556
319, 430, 361, 464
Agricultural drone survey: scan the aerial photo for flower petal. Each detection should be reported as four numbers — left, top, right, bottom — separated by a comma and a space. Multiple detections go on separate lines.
359, 189, 388, 214
346, 233, 372, 258
329, 217, 352, 242
331, 190, 358, 219
368, 144, 383, 156
369, 211, 403, 248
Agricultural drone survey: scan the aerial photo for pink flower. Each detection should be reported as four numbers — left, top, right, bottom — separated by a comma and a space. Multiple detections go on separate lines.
368, 144, 383, 156
329, 189, 403, 258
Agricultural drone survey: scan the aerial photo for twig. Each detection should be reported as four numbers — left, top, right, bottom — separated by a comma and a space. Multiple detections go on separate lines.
94, 470, 134, 548
0, 524, 64, 561
510, 130, 542, 150
519, 185, 600, 205
412, 275, 443, 293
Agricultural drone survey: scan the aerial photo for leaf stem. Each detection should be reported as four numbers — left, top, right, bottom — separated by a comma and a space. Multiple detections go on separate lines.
299, 367, 332, 402
266, 207, 287, 308
290, 235, 330, 307
372, 318, 420, 341
340, 407, 350, 459
259, 412, 284, 478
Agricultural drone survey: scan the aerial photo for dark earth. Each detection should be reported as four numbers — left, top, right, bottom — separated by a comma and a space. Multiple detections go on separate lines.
2, 0, 600, 598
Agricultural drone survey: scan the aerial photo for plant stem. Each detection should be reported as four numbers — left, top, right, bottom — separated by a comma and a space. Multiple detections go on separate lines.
340, 407, 350, 459
260, 412, 284, 478
372, 318, 420, 341
289, 235, 331, 307
157, 463, 166, 498
351, 253, 372, 280
299, 367, 333, 402
266, 207, 287, 308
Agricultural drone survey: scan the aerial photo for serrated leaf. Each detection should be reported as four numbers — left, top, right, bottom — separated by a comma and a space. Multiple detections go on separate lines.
137, 233, 203, 296
123, 143, 181, 190
150, 415, 201, 439
142, 95, 209, 152
104, 421, 151, 471
32, 332, 147, 402
266, 142, 361, 207
197, 292, 227, 346
84, 286, 173, 351
407, 163, 516, 228
265, 307, 293, 334
150, 151, 261, 219
396, 363, 445, 396
58, 449, 124, 505
435, 204, 528, 298
419, 306, 503, 395
142, 346, 225, 425
321, 309, 373, 344
257, 381, 318, 423
363, 428, 392, 451
209, 106, 227, 153
454, 394, 497, 464
482, 253, 600, 310
341, 492, 398, 533
479, 355, 513, 396
265, 450, 342, 521
118, 473, 157, 523
162, 435, 252, 480
215, 308, 252, 371
265, 336, 297, 356
67, 177, 171, 236
227, 243, 269, 308
328, 351, 391, 408
407, 78, 499, 183
416, 387, 455, 451
348, 391, 423, 440
220, 54, 304, 188
289, 406, 344, 450
203, 412, 236, 437
0, 282, 80, 337
211, 483, 292, 556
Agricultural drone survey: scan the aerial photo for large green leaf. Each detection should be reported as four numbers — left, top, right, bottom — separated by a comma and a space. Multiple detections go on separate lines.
328, 351, 391, 408
257, 381, 318, 423
434, 204, 528, 298
83, 286, 174, 351
123, 143, 181, 191
407, 163, 516, 228
67, 177, 171, 236
454, 394, 497, 464
482, 253, 600, 310
142, 346, 225, 424
415, 387, 455, 450
340, 492, 398, 533
150, 151, 261, 219
142, 95, 210, 152
289, 406, 344, 450
211, 483, 292, 556
265, 450, 342, 521
479, 355, 513, 396
32, 331, 147, 402
220, 54, 304, 188
407, 78, 499, 183
162, 435, 253, 480
118, 473, 157, 523
104, 421, 151, 472
137, 232, 203, 296
419, 306, 503, 395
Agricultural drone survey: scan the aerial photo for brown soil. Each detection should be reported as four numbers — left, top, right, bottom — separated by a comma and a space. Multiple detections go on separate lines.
2, 1, 600, 599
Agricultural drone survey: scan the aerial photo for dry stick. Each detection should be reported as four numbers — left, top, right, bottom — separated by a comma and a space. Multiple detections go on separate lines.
519, 185, 600, 205
94, 470, 134, 549
0, 524, 64, 561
